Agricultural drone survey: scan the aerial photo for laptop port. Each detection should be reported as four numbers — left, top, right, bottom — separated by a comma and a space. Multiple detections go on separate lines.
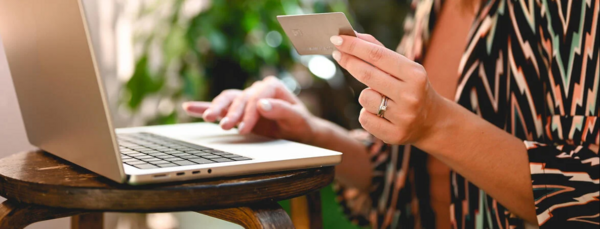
208, 169, 212, 174
153, 174, 168, 178
192, 171, 200, 174
176, 172, 185, 176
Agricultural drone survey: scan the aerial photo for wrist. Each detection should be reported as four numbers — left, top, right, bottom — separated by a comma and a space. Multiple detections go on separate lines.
307, 117, 335, 148
413, 95, 457, 153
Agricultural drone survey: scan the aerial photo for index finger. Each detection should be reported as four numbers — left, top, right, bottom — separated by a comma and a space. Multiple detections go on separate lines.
331, 35, 415, 81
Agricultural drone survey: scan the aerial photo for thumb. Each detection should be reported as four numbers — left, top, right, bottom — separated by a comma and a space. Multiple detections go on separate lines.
257, 99, 302, 121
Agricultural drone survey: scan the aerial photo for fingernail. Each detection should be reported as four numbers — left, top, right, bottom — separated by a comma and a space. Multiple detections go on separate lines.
219, 117, 229, 127
332, 50, 341, 62
238, 122, 245, 132
259, 99, 272, 111
330, 36, 343, 46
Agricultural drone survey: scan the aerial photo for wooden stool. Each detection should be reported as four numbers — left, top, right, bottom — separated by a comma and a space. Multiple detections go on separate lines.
0, 151, 333, 229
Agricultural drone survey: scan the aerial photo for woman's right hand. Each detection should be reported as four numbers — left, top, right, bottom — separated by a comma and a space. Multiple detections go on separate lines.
182, 76, 322, 145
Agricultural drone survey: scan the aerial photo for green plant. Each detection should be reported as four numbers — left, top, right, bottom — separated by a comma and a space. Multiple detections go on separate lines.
123, 0, 353, 125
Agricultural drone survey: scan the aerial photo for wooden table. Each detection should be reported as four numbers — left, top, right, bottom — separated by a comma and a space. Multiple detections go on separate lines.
0, 151, 333, 229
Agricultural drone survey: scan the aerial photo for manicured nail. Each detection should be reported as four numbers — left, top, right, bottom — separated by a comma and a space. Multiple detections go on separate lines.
182, 102, 191, 110
238, 122, 245, 132
332, 50, 341, 62
330, 36, 343, 46
259, 99, 272, 111
219, 117, 229, 127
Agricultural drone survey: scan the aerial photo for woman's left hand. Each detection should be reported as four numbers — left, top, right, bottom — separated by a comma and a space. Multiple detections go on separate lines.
330, 34, 445, 145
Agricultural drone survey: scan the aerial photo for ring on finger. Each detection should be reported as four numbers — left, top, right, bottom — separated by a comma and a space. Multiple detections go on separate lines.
377, 96, 388, 118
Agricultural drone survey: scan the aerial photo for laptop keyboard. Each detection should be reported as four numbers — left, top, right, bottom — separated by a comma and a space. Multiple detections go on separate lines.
118, 132, 252, 170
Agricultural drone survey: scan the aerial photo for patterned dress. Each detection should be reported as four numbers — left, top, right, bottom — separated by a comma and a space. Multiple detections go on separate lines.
334, 0, 599, 228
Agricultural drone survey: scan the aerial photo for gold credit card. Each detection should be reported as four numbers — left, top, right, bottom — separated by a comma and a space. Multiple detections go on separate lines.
277, 12, 356, 55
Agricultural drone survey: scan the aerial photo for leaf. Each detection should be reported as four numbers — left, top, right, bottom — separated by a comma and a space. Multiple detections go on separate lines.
125, 55, 164, 110
163, 25, 188, 64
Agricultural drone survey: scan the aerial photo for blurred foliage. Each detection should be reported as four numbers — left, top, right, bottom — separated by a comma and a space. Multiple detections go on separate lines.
120, 0, 409, 228
123, 0, 353, 125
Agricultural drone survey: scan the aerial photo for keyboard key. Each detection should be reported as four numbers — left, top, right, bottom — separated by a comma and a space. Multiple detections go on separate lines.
230, 156, 252, 161
186, 150, 204, 154
181, 155, 201, 159
137, 155, 154, 159
139, 150, 160, 154
190, 159, 214, 164
126, 161, 147, 165
143, 158, 161, 162
174, 161, 196, 166
152, 160, 172, 165
189, 152, 212, 156
166, 158, 185, 162
212, 158, 233, 163
146, 152, 167, 156
157, 163, 179, 168
135, 164, 159, 169
202, 155, 221, 159
171, 153, 190, 156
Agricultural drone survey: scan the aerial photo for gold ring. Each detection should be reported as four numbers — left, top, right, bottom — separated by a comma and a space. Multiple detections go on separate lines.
377, 96, 388, 118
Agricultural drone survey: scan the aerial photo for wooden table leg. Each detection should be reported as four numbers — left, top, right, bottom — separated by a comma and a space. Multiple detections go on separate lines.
290, 191, 322, 229
0, 200, 83, 229
71, 213, 103, 229
198, 201, 294, 229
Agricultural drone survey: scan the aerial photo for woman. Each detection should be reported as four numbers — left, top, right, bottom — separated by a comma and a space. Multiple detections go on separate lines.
183, 0, 599, 228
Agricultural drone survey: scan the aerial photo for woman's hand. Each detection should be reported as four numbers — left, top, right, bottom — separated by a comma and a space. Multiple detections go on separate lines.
332, 34, 540, 222
330, 34, 444, 145
182, 76, 321, 145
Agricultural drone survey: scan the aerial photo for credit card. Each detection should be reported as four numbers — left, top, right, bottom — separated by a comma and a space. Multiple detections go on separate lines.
277, 12, 356, 55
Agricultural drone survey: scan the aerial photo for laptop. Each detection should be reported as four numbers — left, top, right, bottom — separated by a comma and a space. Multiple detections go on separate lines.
0, 0, 342, 185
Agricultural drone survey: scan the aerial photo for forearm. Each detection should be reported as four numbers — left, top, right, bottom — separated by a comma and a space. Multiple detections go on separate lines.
415, 98, 537, 223
311, 118, 372, 191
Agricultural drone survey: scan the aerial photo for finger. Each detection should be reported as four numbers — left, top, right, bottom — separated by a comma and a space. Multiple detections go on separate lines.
331, 35, 416, 81
358, 88, 398, 122
220, 89, 254, 130
358, 108, 397, 143
256, 99, 302, 122
332, 50, 403, 97
204, 90, 241, 122
182, 102, 211, 118
355, 32, 384, 47
265, 75, 300, 104
239, 77, 297, 134
239, 84, 272, 134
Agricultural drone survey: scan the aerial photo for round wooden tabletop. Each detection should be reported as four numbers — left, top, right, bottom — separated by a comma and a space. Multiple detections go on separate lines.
0, 151, 334, 212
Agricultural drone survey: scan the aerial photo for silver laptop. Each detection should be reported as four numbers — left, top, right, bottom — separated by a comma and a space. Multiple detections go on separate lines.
0, 0, 341, 185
